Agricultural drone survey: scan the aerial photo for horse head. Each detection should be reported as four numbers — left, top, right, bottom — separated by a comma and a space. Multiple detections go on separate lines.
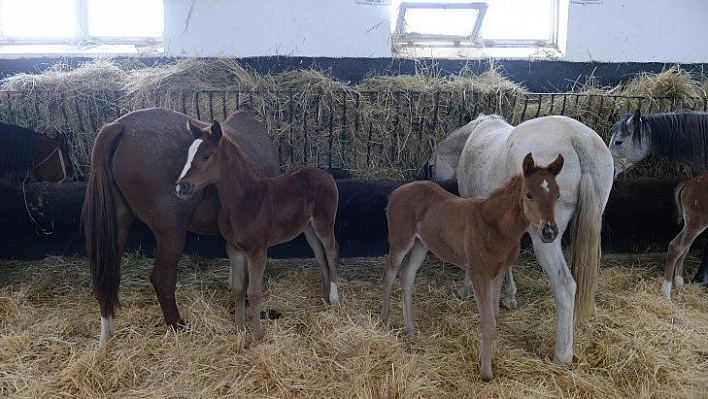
175, 119, 225, 199
609, 109, 651, 177
521, 152, 564, 243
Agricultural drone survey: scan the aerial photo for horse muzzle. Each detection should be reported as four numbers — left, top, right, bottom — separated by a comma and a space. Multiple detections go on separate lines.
540, 222, 559, 243
175, 181, 194, 198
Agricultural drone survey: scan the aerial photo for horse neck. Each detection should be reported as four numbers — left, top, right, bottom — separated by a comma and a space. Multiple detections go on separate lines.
477, 174, 528, 235
646, 113, 708, 172
214, 140, 263, 200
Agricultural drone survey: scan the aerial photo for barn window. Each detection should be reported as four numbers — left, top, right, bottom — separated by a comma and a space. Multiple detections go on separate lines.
0, 0, 163, 56
392, 0, 567, 59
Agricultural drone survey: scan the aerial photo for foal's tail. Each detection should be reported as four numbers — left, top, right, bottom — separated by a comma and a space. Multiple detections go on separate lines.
81, 122, 125, 318
673, 180, 687, 225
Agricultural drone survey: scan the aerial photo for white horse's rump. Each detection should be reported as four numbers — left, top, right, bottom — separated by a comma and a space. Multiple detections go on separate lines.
433, 114, 614, 364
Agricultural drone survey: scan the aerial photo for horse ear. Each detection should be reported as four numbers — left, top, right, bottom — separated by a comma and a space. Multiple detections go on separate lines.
209, 120, 223, 141
627, 109, 642, 126
187, 119, 204, 139
547, 154, 564, 176
522, 152, 536, 176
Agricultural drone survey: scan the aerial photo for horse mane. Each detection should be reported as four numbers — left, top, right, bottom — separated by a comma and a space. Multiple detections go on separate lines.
0, 121, 38, 172
644, 111, 708, 171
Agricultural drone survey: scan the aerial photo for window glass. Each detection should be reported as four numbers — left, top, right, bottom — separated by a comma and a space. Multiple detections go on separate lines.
1, 0, 77, 38
87, 0, 163, 38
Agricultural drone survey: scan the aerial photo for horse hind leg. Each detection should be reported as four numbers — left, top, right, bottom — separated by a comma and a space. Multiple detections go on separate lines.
663, 225, 704, 299
399, 239, 428, 335
303, 221, 340, 304
381, 235, 417, 326
456, 268, 517, 310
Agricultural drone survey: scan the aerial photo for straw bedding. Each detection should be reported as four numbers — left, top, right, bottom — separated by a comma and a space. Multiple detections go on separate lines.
1, 251, 706, 397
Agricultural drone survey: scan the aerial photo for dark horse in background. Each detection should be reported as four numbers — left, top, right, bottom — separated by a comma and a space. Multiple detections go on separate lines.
0, 120, 72, 182
609, 109, 708, 285
81, 107, 279, 346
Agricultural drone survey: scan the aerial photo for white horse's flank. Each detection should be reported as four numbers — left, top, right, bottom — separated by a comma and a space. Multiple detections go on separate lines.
433, 114, 614, 365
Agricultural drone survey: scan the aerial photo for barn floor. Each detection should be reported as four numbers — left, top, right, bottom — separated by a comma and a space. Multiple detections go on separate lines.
1, 251, 707, 398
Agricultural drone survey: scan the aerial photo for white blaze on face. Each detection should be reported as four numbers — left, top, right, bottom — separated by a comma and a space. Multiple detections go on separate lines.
178, 139, 204, 180
540, 179, 550, 193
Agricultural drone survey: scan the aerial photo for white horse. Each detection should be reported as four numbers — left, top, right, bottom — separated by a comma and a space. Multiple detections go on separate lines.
432, 114, 614, 365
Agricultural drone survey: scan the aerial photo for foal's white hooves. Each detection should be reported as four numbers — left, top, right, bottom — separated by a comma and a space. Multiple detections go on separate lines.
661, 279, 672, 300
674, 275, 685, 289
328, 282, 340, 304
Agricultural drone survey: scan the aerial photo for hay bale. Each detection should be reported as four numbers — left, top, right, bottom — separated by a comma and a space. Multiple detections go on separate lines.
2, 58, 708, 181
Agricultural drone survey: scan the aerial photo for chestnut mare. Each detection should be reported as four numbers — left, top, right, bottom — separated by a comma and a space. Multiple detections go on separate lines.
0, 120, 72, 182
662, 173, 708, 299
175, 119, 340, 341
82, 108, 279, 345
382, 153, 564, 381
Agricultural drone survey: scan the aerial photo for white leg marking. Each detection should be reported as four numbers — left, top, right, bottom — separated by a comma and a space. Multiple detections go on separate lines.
674, 275, 685, 289
99, 315, 115, 346
178, 139, 203, 180
661, 280, 672, 300
329, 282, 339, 304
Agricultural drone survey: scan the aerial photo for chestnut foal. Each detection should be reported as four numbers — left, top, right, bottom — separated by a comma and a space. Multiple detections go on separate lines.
662, 173, 708, 299
176, 119, 340, 341
381, 153, 564, 381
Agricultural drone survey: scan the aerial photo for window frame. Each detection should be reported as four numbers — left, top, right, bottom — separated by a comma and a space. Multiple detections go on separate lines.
392, 0, 567, 59
0, 0, 163, 55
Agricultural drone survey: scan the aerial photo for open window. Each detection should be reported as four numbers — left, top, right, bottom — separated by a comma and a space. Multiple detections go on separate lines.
392, 0, 567, 59
0, 0, 163, 56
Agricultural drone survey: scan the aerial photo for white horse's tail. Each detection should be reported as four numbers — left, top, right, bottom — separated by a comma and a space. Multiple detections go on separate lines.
568, 140, 612, 321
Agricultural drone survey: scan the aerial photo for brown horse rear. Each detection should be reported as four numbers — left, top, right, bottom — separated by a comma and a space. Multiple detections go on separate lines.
662, 173, 708, 299
81, 107, 279, 345
381, 153, 564, 381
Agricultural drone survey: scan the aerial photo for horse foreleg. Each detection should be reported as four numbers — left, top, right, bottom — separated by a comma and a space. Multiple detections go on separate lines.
533, 238, 575, 365
226, 244, 248, 332
471, 271, 496, 382
246, 251, 267, 341
150, 231, 187, 330
399, 240, 428, 336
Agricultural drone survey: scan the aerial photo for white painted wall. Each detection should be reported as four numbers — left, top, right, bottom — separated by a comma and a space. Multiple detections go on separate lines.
164, 0, 708, 63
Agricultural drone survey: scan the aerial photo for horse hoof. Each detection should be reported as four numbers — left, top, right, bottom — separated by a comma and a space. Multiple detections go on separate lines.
502, 298, 518, 310
454, 287, 472, 299
260, 309, 282, 320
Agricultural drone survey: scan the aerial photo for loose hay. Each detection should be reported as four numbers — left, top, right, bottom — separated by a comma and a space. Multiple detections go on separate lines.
1, 252, 707, 397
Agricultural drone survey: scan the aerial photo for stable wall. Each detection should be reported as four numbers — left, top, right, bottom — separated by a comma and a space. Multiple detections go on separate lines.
164, 0, 708, 63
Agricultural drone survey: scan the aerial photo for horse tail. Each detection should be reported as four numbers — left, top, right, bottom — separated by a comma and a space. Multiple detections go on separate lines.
673, 180, 687, 225
567, 136, 613, 322
568, 170, 605, 321
81, 122, 125, 318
